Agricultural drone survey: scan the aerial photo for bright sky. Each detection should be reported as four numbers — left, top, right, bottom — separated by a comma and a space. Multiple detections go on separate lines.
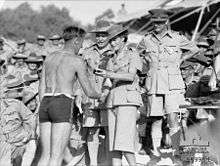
0, 0, 162, 25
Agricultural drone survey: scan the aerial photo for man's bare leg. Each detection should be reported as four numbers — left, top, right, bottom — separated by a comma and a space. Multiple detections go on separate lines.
104, 127, 111, 165
22, 140, 37, 166
37, 122, 51, 166
124, 152, 136, 166
0, 142, 12, 166
111, 151, 122, 166
151, 119, 162, 156
49, 122, 72, 166
87, 127, 100, 166
168, 112, 181, 156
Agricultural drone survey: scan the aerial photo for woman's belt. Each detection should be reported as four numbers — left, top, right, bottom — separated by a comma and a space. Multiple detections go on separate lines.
114, 81, 133, 88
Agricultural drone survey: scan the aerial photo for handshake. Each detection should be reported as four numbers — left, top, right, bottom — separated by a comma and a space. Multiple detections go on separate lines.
93, 68, 111, 78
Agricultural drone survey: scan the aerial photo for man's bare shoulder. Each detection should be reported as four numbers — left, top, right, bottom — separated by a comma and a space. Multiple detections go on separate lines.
68, 55, 86, 67
44, 51, 60, 63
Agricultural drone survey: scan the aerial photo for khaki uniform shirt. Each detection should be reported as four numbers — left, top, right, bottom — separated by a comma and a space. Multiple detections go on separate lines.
139, 30, 199, 94
10, 65, 30, 79
17, 48, 31, 57
106, 45, 143, 107
82, 44, 111, 109
0, 99, 35, 144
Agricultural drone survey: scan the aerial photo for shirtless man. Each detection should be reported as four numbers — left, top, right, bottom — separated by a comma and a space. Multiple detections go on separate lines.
37, 26, 101, 166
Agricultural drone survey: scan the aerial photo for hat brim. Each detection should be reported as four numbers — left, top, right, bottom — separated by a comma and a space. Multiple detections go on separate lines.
23, 74, 39, 82
37, 38, 46, 40
25, 59, 43, 63
108, 27, 128, 41
17, 42, 26, 45
197, 42, 209, 47
12, 56, 28, 59
6, 80, 24, 88
151, 18, 168, 23
49, 37, 61, 40
89, 27, 110, 33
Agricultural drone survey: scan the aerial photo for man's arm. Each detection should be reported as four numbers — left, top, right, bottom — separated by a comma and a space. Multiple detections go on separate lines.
38, 63, 46, 101
178, 34, 200, 63
95, 51, 143, 81
74, 57, 101, 99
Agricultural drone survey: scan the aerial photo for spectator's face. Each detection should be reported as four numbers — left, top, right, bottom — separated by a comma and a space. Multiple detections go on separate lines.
15, 59, 25, 68
17, 44, 25, 52
154, 22, 167, 34
52, 39, 60, 46
28, 63, 38, 71
37, 39, 45, 46
110, 36, 124, 52
27, 99, 37, 111
95, 32, 108, 49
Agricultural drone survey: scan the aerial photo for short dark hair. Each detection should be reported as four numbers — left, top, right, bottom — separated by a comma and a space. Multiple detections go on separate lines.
62, 25, 86, 41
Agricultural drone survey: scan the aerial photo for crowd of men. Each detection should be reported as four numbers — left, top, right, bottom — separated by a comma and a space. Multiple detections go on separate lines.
0, 8, 220, 166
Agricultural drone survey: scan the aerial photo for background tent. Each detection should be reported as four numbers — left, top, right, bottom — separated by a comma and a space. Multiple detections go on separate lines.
114, 0, 220, 35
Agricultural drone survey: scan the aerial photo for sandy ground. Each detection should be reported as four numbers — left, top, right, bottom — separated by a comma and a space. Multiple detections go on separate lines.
30, 123, 219, 166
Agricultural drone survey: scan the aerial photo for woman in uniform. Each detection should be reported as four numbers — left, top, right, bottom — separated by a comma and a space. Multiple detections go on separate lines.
95, 24, 143, 166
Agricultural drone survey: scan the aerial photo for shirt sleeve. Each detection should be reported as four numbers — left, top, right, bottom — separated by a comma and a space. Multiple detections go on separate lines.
177, 34, 199, 52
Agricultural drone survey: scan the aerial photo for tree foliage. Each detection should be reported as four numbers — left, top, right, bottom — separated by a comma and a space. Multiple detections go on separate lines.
0, 2, 81, 43
95, 9, 115, 23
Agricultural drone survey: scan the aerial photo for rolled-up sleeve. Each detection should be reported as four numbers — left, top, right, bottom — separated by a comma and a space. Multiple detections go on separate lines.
178, 34, 199, 53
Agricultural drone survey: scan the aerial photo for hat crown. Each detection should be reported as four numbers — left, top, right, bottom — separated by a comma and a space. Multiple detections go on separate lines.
149, 9, 172, 22
37, 35, 46, 39
26, 52, 43, 62
13, 53, 28, 59
95, 20, 110, 29
29, 52, 37, 57
198, 38, 208, 43
50, 34, 61, 40
108, 25, 124, 36
17, 39, 26, 45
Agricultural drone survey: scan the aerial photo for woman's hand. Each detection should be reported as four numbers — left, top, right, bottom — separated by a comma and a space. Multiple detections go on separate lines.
94, 68, 109, 77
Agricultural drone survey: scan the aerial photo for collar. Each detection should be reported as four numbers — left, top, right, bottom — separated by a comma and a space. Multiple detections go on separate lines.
92, 44, 111, 57
151, 30, 173, 42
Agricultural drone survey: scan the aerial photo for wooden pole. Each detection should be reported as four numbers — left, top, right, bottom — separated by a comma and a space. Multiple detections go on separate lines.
198, 8, 220, 36
136, 21, 152, 34
191, 1, 207, 41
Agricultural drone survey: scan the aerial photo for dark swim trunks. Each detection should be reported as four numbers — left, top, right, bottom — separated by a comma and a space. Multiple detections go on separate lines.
39, 94, 75, 123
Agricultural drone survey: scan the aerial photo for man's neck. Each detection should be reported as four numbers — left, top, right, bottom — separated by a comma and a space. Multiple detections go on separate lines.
116, 43, 125, 54
63, 43, 77, 54
96, 44, 110, 55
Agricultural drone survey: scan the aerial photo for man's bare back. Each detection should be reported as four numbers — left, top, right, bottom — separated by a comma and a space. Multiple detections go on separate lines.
44, 50, 78, 96
40, 50, 100, 99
